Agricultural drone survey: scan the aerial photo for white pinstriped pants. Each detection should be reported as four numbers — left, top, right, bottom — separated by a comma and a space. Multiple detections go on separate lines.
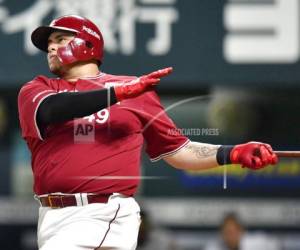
37, 194, 141, 250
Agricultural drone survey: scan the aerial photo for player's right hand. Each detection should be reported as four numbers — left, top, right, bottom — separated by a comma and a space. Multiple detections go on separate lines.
114, 67, 173, 101
230, 142, 278, 170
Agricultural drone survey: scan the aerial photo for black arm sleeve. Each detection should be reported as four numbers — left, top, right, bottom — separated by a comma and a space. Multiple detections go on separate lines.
37, 87, 117, 126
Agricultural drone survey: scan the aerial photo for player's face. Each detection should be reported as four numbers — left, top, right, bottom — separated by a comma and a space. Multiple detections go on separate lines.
47, 31, 75, 75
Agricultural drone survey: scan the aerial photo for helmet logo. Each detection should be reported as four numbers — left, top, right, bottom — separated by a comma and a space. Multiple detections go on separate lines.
82, 25, 100, 40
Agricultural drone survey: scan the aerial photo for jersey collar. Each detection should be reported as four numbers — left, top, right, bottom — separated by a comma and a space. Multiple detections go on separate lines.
79, 72, 106, 79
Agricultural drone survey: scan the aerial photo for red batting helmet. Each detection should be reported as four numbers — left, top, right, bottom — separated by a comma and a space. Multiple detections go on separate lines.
31, 15, 104, 65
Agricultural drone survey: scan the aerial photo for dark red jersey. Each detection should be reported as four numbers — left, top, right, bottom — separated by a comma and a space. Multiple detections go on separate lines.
18, 73, 189, 196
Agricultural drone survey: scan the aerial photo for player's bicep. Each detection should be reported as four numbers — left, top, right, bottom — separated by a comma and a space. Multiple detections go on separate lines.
140, 91, 189, 161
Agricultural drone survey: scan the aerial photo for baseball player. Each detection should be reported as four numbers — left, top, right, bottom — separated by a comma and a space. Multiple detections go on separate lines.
18, 15, 278, 250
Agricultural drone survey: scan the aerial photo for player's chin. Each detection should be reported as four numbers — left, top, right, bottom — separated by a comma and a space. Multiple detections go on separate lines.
48, 63, 62, 76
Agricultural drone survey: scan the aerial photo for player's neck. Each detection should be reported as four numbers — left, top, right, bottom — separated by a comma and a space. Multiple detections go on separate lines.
61, 62, 100, 82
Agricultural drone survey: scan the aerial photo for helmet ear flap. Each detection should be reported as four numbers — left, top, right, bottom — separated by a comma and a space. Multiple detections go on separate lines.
57, 36, 97, 65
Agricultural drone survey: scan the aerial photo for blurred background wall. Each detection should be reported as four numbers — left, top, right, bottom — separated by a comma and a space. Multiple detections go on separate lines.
0, 0, 300, 249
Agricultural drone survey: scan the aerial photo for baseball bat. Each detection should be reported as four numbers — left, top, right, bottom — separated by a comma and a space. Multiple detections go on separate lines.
274, 151, 300, 158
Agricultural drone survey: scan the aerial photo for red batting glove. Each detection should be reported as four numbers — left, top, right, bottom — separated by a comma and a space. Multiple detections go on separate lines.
114, 67, 173, 102
230, 142, 278, 169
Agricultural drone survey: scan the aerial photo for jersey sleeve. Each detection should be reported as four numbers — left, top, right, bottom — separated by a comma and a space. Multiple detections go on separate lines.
18, 76, 57, 140
140, 91, 190, 161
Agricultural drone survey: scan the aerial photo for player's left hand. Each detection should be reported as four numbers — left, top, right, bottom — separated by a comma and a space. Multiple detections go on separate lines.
230, 142, 278, 169
114, 67, 173, 101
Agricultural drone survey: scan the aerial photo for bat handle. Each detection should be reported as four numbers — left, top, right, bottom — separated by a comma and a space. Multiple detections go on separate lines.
274, 151, 300, 157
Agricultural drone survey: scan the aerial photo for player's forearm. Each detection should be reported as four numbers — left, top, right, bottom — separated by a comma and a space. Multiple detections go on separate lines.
37, 88, 117, 125
164, 141, 221, 170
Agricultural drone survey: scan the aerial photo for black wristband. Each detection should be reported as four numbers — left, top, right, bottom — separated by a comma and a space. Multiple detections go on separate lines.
216, 145, 234, 165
